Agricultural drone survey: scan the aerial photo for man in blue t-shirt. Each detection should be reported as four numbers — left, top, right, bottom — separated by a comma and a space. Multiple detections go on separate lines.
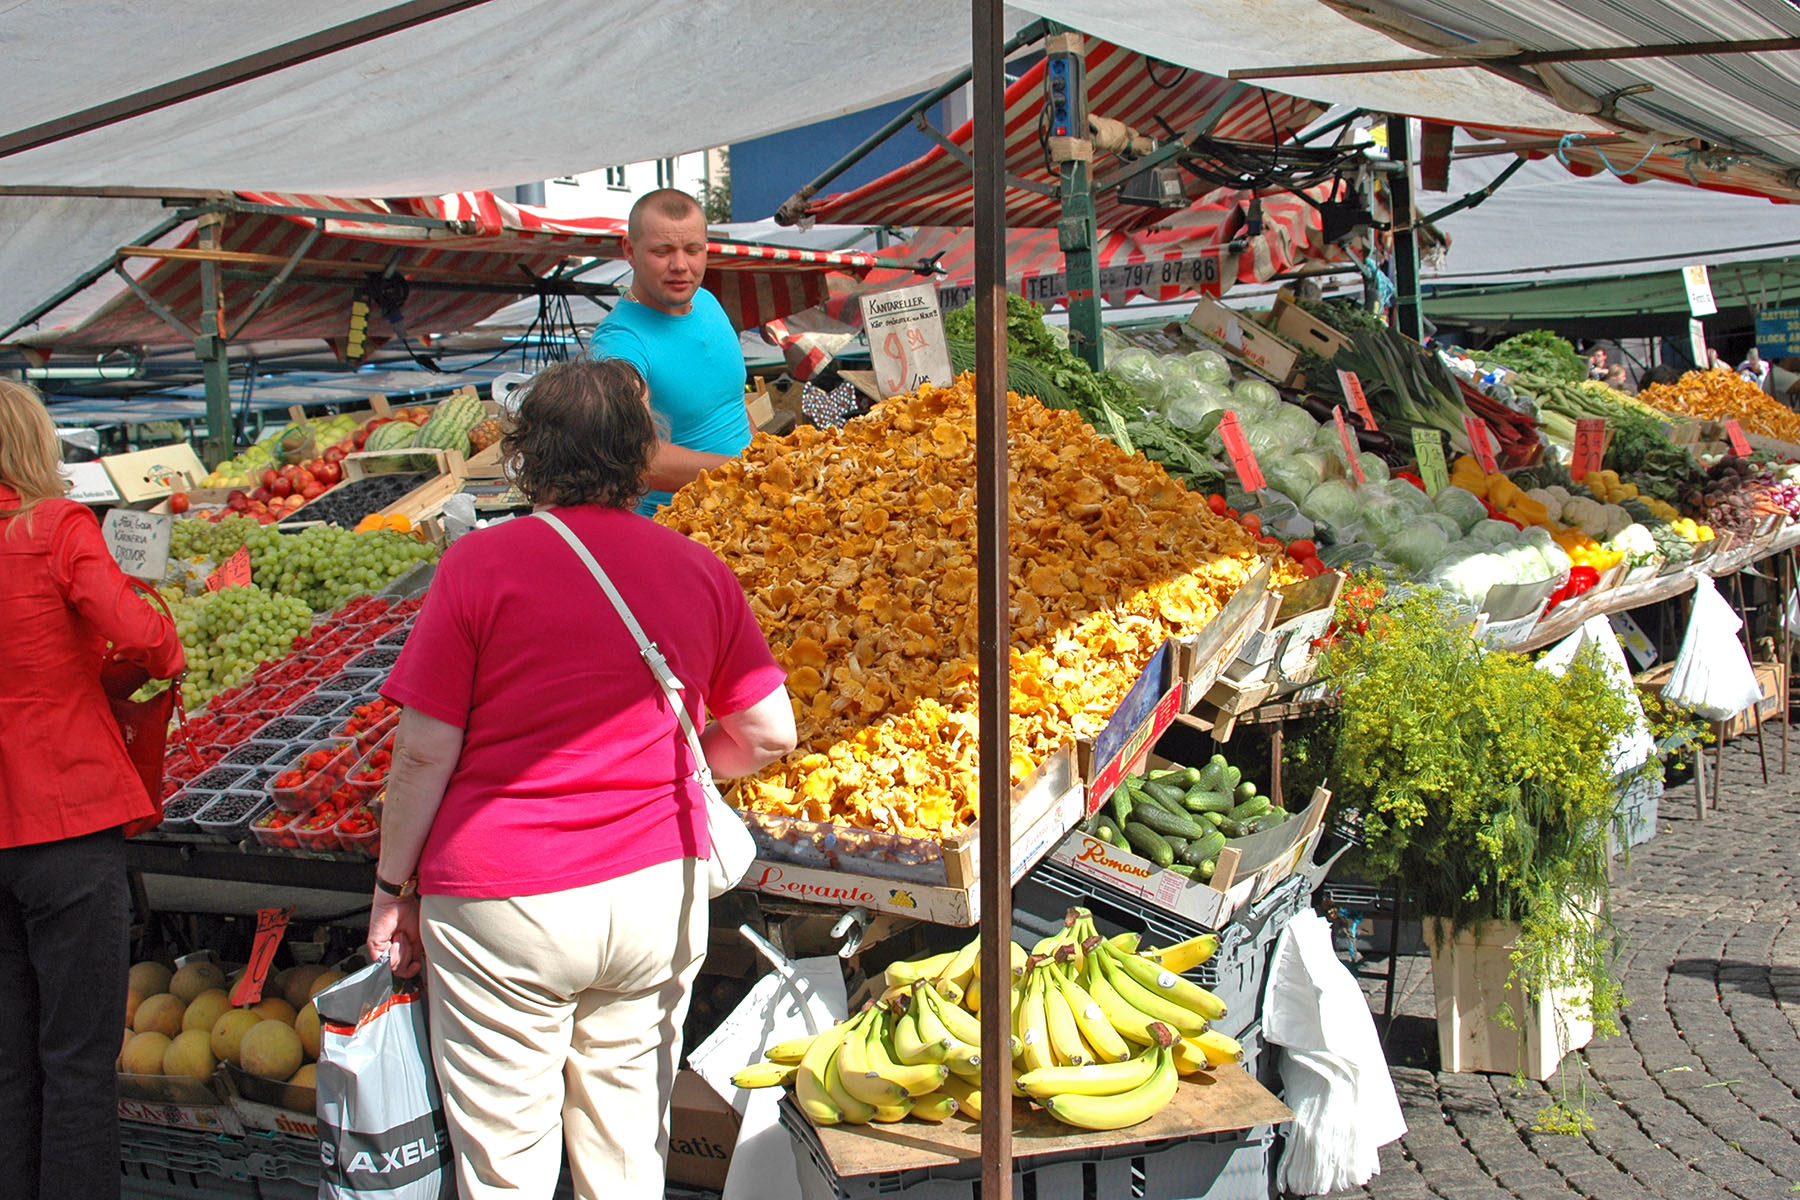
590, 189, 751, 514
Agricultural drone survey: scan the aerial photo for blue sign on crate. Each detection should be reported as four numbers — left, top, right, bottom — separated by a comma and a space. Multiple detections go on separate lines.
1092, 639, 1175, 769
1757, 307, 1800, 356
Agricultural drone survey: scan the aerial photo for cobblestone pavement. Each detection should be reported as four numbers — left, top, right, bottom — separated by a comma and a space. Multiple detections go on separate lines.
1326, 732, 1800, 1200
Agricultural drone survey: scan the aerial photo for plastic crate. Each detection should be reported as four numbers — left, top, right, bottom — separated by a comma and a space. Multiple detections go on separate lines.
374, 624, 412, 649
194, 792, 270, 841
333, 804, 381, 857
120, 1123, 260, 1190
246, 715, 329, 744
281, 691, 354, 720
348, 645, 402, 672
219, 741, 292, 769
250, 805, 303, 851
315, 667, 381, 697
782, 1095, 1276, 1200
1016, 869, 1311, 1039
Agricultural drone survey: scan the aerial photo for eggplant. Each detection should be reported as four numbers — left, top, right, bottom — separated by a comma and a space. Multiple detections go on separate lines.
1355, 427, 1396, 454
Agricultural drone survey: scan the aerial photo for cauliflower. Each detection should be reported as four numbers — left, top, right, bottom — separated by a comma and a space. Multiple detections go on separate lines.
1559, 496, 1607, 536
1524, 487, 1563, 523
1609, 522, 1658, 564
1600, 504, 1632, 539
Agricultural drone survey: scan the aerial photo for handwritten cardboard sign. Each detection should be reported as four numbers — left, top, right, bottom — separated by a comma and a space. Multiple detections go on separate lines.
860, 283, 954, 399
101, 509, 172, 581
1414, 428, 1449, 496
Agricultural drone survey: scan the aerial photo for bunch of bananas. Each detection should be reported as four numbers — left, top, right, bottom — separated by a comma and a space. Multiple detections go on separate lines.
734, 909, 1242, 1134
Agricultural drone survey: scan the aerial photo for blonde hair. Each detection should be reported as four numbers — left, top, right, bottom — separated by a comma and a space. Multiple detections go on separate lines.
0, 379, 69, 533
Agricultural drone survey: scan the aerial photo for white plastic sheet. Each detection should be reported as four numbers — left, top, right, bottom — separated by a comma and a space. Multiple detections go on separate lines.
1263, 910, 1406, 1195
685, 956, 846, 1200
1538, 615, 1657, 775
1662, 575, 1764, 721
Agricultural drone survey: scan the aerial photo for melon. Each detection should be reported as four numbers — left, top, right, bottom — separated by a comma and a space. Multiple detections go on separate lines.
282, 965, 329, 1010
170, 961, 227, 1003
250, 996, 297, 1025
183, 989, 234, 1035
210, 1009, 262, 1066
133, 993, 186, 1038
288, 1063, 318, 1089
295, 1003, 322, 1060
120, 1032, 170, 1076
162, 1030, 217, 1082
240, 1020, 304, 1082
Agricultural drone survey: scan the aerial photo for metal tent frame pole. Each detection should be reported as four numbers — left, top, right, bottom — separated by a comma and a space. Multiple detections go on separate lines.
1385, 115, 1424, 341
972, 0, 1013, 1192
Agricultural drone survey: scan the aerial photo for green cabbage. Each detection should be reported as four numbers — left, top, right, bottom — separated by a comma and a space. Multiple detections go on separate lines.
1432, 486, 1489, 534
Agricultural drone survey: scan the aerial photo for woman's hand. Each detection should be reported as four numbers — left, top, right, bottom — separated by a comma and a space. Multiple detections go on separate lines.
366, 892, 423, 977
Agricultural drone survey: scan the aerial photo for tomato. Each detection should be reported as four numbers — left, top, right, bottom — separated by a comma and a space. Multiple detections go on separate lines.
1206, 494, 1228, 516
1287, 538, 1317, 560
1298, 557, 1327, 578
1240, 513, 1262, 536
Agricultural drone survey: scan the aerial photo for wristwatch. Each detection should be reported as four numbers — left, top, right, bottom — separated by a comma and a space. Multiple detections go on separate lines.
375, 873, 418, 900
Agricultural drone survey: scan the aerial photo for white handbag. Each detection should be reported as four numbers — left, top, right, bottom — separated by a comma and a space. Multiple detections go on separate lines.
533, 512, 756, 897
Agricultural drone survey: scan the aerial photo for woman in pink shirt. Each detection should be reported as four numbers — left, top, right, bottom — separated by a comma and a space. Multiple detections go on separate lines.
365, 359, 794, 1200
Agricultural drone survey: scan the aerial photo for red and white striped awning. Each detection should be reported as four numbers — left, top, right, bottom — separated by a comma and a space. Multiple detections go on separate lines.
36, 191, 877, 352
1458, 128, 1800, 205
767, 186, 1342, 378
805, 40, 1327, 231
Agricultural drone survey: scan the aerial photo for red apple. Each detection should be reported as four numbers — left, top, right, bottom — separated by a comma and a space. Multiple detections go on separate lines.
324, 446, 346, 464
168, 492, 191, 514
226, 490, 250, 511
260, 468, 278, 489
251, 486, 271, 503
301, 482, 325, 500
271, 476, 293, 498
316, 462, 342, 486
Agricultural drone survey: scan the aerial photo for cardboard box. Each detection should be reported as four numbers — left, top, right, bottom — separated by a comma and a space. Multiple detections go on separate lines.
1269, 290, 1353, 364
1178, 565, 1274, 710
1184, 297, 1302, 384
667, 1069, 741, 1192
118, 1071, 242, 1135
1079, 640, 1181, 811
1049, 785, 1330, 931
102, 442, 208, 504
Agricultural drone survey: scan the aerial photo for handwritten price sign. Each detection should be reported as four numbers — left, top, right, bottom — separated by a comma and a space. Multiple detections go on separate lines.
229, 907, 294, 1007
1571, 418, 1608, 481
860, 283, 954, 399
1218, 410, 1266, 492
1723, 418, 1753, 458
205, 545, 252, 592
1463, 415, 1500, 476
1414, 428, 1449, 496
1336, 370, 1377, 429
1334, 407, 1366, 485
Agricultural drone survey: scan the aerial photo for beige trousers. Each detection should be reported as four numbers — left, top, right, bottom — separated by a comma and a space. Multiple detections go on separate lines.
421, 857, 707, 1200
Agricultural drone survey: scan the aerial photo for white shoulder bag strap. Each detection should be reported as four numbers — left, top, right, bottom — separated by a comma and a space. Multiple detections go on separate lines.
532, 511, 754, 895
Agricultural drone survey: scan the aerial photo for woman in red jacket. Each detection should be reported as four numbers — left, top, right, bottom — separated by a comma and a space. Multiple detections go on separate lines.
0, 381, 185, 1200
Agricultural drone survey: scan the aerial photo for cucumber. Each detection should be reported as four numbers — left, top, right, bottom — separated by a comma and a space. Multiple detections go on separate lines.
1199, 858, 1217, 880
1108, 786, 1134, 829
1217, 817, 1252, 839
1139, 778, 1190, 811
1222, 764, 1242, 792
1195, 760, 1225, 792
1123, 822, 1176, 868
1183, 788, 1234, 815
1169, 864, 1198, 879
1164, 835, 1189, 858
1081, 813, 1103, 836
1181, 830, 1226, 867
1127, 802, 1212, 841
1145, 768, 1183, 781
1201, 811, 1226, 827
1234, 780, 1258, 804
1178, 766, 1204, 789
1230, 795, 1272, 822
1093, 815, 1124, 844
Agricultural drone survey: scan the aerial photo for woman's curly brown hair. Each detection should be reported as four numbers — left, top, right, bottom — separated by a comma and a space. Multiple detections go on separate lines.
502, 359, 658, 509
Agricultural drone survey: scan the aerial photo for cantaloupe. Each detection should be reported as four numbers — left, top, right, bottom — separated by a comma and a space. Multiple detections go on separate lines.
295, 1003, 322, 1060
182, 989, 234, 1035
250, 996, 296, 1025
170, 961, 227, 1003
210, 1009, 262, 1066
120, 1032, 171, 1076
240, 1020, 304, 1082
133, 993, 186, 1038
162, 1030, 216, 1082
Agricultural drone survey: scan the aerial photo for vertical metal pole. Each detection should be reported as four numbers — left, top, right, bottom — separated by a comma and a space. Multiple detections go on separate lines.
1385, 115, 1424, 342
195, 210, 232, 466
1046, 30, 1102, 371
973, 0, 1013, 1194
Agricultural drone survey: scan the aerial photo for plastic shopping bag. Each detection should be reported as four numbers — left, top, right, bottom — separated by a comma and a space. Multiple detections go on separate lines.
1661, 575, 1764, 721
315, 961, 456, 1199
